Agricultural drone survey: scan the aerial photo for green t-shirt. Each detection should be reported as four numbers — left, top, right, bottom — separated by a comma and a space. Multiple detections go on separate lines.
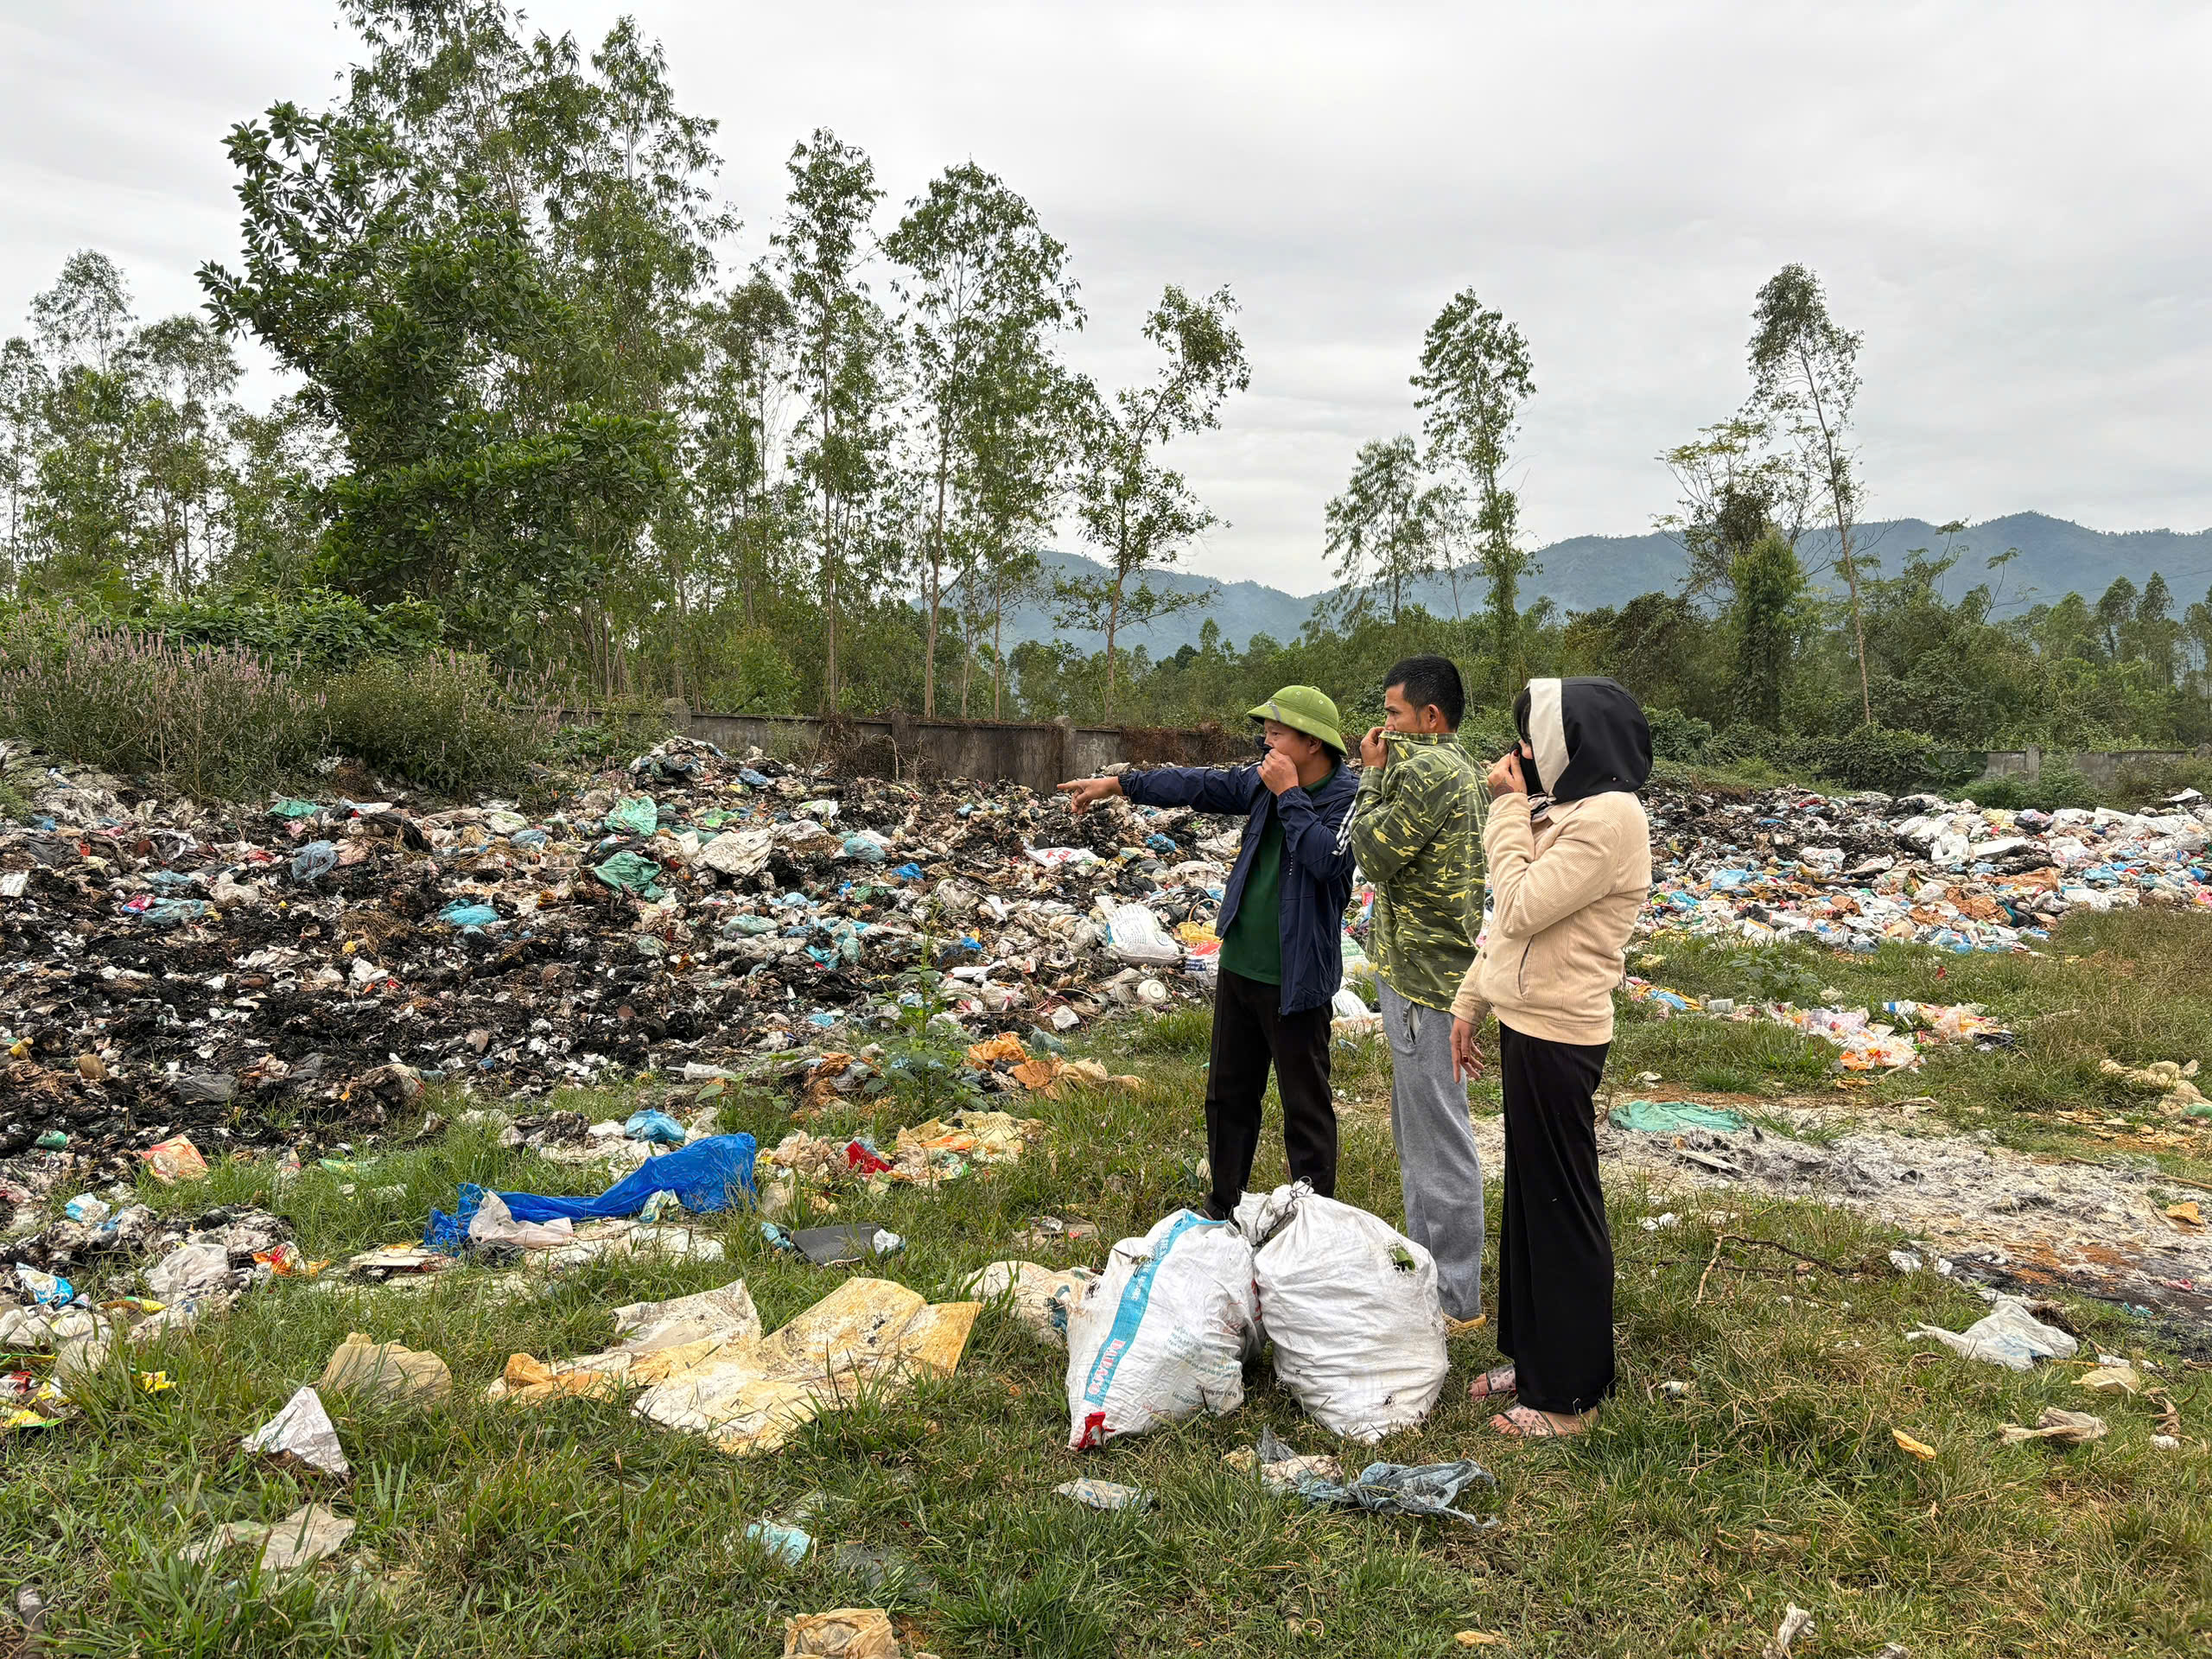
1217, 768, 1336, 986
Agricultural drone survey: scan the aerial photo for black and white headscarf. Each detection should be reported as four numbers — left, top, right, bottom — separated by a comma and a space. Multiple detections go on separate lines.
1513, 677, 1653, 804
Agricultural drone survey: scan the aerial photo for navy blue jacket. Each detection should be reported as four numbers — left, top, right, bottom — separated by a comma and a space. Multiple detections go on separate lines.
1122, 761, 1358, 1014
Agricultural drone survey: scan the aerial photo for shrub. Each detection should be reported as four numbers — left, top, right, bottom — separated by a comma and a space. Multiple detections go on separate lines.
0, 609, 556, 799
1972, 763, 2099, 812
1777, 724, 1973, 795
0, 610, 325, 798
321, 652, 557, 796
1645, 707, 1714, 763
109, 587, 443, 671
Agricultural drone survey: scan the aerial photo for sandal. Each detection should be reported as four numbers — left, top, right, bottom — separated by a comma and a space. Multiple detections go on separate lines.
1467, 1365, 1516, 1401
1491, 1405, 1592, 1439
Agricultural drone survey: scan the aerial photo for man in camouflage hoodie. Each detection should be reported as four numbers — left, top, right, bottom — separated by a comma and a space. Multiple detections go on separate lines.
1351, 656, 1491, 1324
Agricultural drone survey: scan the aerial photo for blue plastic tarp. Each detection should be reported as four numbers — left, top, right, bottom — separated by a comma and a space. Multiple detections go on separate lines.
422, 1135, 758, 1249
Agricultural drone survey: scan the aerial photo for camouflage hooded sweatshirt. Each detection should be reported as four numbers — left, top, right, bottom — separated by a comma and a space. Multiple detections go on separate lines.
1347, 730, 1491, 1011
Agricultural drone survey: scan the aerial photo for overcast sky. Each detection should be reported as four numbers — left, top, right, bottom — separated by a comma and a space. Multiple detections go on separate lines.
4, 2, 2207, 594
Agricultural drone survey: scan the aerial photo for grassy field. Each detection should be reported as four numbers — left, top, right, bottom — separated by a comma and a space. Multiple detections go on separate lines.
5, 909, 2210, 1657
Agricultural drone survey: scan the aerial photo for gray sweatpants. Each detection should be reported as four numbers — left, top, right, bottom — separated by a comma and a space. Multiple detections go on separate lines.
1379, 976, 1485, 1321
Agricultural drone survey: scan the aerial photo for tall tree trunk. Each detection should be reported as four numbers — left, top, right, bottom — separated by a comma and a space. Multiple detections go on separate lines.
1799, 347, 1873, 726
1837, 524, 1872, 725
925, 433, 949, 716
958, 587, 976, 717
992, 592, 1006, 718
1104, 582, 1122, 721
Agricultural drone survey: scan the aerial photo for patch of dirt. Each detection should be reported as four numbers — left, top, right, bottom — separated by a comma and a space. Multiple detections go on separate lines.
1461, 1100, 2212, 1335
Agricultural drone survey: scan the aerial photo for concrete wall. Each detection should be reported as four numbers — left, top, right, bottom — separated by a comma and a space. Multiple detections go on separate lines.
1973, 744, 2211, 790
618, 709, 1239, 794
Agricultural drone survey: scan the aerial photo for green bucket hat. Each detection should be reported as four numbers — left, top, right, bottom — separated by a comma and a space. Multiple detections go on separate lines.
1247, 684, 1345, 754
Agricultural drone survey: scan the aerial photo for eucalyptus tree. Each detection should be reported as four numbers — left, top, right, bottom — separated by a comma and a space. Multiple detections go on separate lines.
775, 128, 892, 711
1413, 289, 1535, 686
886, 162, 1081, 715
1057, 284, 1248, 718
1746, 264, 1872, 724
1323, 434, 1452, 625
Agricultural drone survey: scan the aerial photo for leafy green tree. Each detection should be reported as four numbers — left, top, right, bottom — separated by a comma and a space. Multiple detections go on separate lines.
1323, 435, 1452, 625
1057, 284, 1248, 717
776, 128, 892, 711
886, 162, 1080, 715
1747, 264, 1872, 724
30, 251, 135, 372
2094, 575, 2139, 659
0, 338, 48, 579
1656, 415, 1812, 609
677, 269, 796, 634
201, 105, 668, 632
1730, 531, 1805, 729
1413, 289, 1535, 688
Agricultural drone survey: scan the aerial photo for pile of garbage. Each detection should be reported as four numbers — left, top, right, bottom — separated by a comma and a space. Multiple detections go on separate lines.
1638, 784, 2212, 954
0, 738, 1235, 1174
3, 1202, 300, 1388
1624, 978, 2011, 1071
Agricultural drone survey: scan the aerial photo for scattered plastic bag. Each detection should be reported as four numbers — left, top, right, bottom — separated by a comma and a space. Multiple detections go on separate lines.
473, 1133, 758, 1227
185, 1502, 356, 1572
318, 1332, 453, 1403
961, 1260, 1097, 1348
625, 1109, 686, 1145
1277, 1438, 1498, 1529
593, 851, 665, 898
782, 1608, 901, 1658
1907, 1294, 2078, 1370
1608, 1100, 1748, 1134
1104, 902, 1182, 966
605, 796, 659, 836
289, 841, 339, 883
1055, 1478, 1152, 1511
1999, 1408, 2107, 1446
611, 1280, 763, 1352
697, 827, 774, 878
244, 1386, 350, 1477
840, 832, 890, 863
437, 902, 500, 929
144, 1240, 230, 1302
1065, 1209, 1256, 1449
1235, 1183, 1448, 1442
15, 1264, 73, 1305
746, 1519, 813, 1566
142, 1135, 209, 1185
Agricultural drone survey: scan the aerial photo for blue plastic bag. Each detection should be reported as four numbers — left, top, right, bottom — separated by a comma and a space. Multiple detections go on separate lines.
624, 1109, 686, 1145
290, 841, 339, 883
439, 902, 500, 928
499, 1134, 756, 1224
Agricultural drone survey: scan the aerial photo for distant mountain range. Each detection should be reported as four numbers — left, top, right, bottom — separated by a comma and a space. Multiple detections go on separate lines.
988, 513, 2212, 658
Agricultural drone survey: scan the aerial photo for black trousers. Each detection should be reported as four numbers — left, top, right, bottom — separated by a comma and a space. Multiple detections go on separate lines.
1496, 1020, 1615, 1415
1205, 968, 1337, 1217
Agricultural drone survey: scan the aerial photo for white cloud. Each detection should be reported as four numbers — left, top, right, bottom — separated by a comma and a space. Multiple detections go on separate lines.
4, 0, 2206, 595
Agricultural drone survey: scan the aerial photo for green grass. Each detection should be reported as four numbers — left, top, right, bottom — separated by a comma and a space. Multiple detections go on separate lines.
1612, 906, 2212, 1177
6, 911, 2212, 1656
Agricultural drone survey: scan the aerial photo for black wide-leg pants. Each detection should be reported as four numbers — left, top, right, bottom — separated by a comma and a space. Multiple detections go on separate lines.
1204, 967, 1337, 1217
1495, 1020, 1615, 1415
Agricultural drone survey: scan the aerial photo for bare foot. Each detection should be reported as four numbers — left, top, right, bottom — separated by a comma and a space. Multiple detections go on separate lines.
1468, 1365, 1516, 1401
1491, 1405, 1593, 1439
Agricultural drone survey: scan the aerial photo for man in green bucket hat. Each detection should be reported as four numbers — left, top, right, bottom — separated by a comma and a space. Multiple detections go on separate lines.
1059, 685, 1358, 1217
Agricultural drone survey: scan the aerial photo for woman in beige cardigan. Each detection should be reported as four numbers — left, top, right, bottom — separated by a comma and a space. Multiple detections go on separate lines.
1450, 677, 1652, 1439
